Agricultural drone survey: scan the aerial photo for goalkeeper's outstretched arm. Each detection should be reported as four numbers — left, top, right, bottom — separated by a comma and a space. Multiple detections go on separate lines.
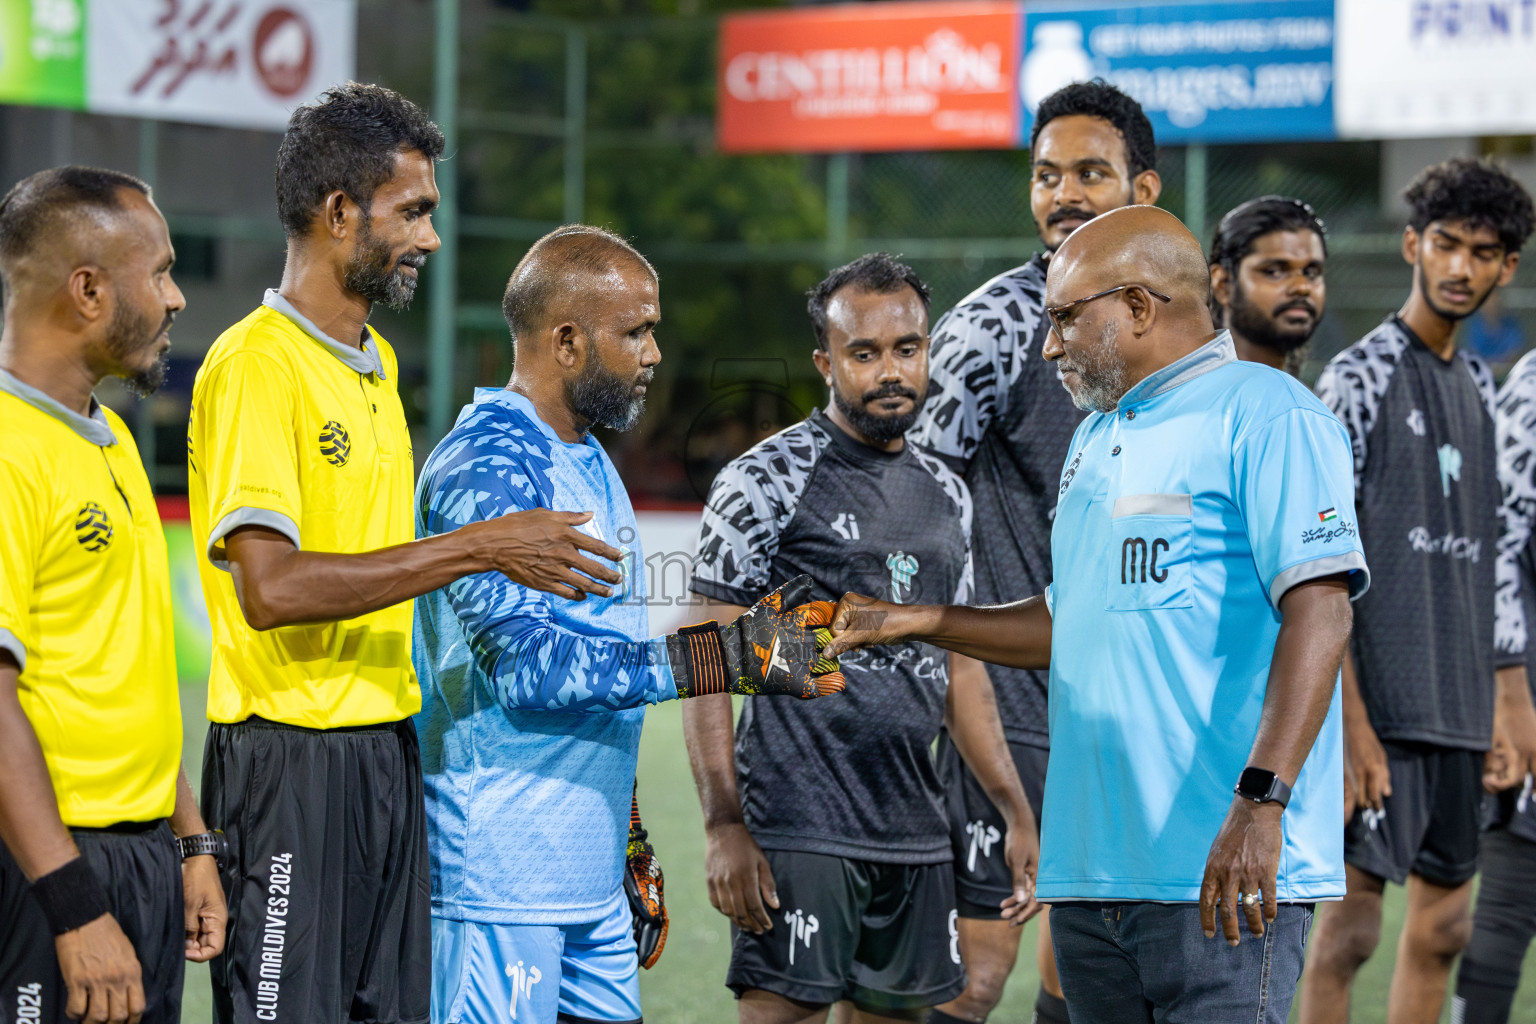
451, 574, 845, 713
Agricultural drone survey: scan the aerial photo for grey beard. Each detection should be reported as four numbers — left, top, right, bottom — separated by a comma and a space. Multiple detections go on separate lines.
1064, 320, 1130, 413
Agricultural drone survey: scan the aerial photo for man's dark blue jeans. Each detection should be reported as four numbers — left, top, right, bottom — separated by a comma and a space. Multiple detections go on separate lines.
1049, 901, 1315, 1023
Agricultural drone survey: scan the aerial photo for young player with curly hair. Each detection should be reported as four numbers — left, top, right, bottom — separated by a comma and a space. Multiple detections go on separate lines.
1301, 158, 1536, 1024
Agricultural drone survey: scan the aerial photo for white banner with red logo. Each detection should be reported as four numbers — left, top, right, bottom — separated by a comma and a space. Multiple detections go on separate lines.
86, 0, 355, 131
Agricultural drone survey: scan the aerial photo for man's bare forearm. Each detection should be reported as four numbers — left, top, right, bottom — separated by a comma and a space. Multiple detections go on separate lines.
169, 768, 207, 839
834, 595, 1052, 667
1495, 664, 1536, 727
0, 659, 80, 879
1247, 576, 1353, 783
227, 508, 624, 630
228, 525, 496, 629
1339, 646, 1371, 730
682, 600, 749, 827
945, 653, 1032, 829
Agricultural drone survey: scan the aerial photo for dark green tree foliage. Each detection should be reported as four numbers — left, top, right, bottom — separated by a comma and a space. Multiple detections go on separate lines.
461, 1, 831, 502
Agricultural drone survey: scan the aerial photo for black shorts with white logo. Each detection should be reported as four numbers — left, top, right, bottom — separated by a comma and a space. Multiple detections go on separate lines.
726, 849, 965, 1014
0, 820, 184, 1024
1344, 740, 1483, 887
935, 731, 1047, 919
202, 716, 431, 1024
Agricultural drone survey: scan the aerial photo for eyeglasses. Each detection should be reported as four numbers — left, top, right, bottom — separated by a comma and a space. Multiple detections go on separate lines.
1044, 284, 1171, 335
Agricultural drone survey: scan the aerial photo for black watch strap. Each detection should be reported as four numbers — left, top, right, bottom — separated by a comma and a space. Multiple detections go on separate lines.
1234, 767, 1292, 808
177, 830, 224, 861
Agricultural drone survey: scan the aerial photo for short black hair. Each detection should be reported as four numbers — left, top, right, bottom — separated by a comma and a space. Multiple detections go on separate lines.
1030, 79, 1157, 178
275, 81, 445, 237
806, 252, 931, 350
502, 224, 657, 344
1404, 157, 1535, 255
1210, 196, 1328, 271
0, 165, 149, 282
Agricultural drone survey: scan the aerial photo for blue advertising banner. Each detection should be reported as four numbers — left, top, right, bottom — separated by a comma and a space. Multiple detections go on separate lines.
1020, 0, 1336, 144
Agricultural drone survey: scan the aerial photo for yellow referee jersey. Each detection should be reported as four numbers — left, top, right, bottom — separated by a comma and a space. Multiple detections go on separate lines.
0, 372, 180, 827
188, 291, 419, 728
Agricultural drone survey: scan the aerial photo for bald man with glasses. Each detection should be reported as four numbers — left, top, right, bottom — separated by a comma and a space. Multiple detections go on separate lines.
826, 206, 1367, 1023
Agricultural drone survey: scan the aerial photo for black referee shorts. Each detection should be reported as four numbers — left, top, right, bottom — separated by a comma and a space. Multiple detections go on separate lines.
202, 716, 430, 1024
935, 730, 1047, 919
0, 820, 184, 1024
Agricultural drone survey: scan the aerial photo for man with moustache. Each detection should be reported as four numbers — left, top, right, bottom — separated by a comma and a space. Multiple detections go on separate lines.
188, 86, 633, 1024
1, 166, 225, 1024
908, 80, 1159, 1024
1209, 196, 1329, 376
1300, 158, 1536, 1024
824, 207, 1365, 1024
686, 254, 1038, 1024
414, 225, 846, 1024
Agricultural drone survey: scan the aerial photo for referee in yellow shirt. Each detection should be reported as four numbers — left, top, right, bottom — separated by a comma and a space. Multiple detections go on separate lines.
0, 167, 226, 1024
188, 84, 624, 1024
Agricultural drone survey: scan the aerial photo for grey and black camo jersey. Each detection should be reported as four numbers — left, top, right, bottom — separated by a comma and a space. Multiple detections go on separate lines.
1316, 316, 1499, 751
690, 409, 974, 863
1492, 351, 1536, 840
908, 254, 1085, 748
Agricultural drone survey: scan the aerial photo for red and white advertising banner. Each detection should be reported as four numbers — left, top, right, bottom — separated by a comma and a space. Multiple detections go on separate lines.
718, 2, 1021, 153
88, 0, 356, 131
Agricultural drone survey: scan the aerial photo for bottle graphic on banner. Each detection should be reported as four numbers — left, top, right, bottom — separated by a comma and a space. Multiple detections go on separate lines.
1020, 21, 1093, 111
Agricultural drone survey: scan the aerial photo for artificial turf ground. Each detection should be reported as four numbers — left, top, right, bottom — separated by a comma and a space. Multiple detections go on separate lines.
175, 686, 1536, 1023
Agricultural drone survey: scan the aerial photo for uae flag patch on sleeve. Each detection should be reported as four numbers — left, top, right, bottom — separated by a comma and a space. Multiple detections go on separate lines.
1318, 508, 1338, 523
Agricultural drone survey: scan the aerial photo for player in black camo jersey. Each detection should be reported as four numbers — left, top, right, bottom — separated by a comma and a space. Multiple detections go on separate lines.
1453, 227, 1536, 1024
685, 254, 1038, 1024
1209, 196, 1329, 377
1299, 159, 1536, 1024
908, 81, 1159, 1024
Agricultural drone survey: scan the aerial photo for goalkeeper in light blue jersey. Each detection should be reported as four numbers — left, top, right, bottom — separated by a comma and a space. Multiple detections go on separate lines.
412, 225, 844, 1024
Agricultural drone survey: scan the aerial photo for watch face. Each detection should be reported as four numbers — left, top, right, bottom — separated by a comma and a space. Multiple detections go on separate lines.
1239, 768, 1276, 798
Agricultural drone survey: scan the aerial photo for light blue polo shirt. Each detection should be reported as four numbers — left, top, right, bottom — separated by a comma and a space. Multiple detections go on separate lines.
1040, 331, 1368, 903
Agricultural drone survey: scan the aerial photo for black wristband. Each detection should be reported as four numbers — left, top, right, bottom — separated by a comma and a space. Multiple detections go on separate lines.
669, 621, 728, 698
177, 830, 225, 862
30, 856, 112, 936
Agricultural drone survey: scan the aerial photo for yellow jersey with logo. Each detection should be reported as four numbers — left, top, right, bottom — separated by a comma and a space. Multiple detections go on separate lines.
0, 377, 180, 827
188, 297, 419, 728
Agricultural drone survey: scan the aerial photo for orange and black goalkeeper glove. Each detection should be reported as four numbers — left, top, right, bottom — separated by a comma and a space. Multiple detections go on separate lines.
666, 575, 845, 700
624, 787, 667, 969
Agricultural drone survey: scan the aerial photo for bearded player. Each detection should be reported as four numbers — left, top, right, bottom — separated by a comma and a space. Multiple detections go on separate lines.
686, 253, 1038, 1023
1, 166, 225, 1024
189, 85, 639, 1024
908, 80, 1159, 1024
1209, 196, 1329, 376
413, 225, 845, 1024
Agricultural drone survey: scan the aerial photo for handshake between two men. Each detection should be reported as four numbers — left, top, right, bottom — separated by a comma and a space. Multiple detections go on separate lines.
701, 575, 1043, 928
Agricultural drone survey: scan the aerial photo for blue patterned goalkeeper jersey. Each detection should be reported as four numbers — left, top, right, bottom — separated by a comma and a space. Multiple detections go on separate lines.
413, 388, 679, 925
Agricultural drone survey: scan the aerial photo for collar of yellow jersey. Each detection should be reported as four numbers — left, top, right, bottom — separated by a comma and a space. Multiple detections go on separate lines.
0, 367, 117, 447
262, 289, 387, 380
